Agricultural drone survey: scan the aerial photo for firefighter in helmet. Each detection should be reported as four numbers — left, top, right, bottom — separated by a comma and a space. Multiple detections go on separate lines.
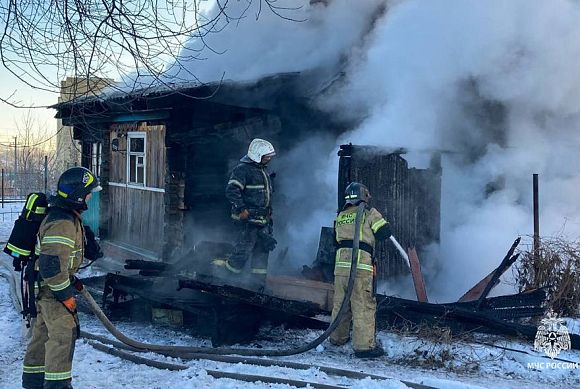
330, 182, 393, 358
22, 167, 101, 389
213, 138, 277, 288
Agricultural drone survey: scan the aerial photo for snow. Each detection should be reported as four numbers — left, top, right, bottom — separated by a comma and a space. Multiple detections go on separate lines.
0, 202, 22, 243
1, 208, 579, 388
566, 318, 580, 336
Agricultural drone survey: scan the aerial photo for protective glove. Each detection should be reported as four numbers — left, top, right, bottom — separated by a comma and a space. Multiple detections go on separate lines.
62, 297, 77, 313
70, 275, 84, 291
84, 225, 104, 261
12, 257, 24, 272
239, 209, 250, 220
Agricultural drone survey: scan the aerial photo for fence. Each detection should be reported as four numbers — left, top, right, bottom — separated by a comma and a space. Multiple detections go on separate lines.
0, 201, 24, 242
0, 202, 22, 221
1, 167, 57, 206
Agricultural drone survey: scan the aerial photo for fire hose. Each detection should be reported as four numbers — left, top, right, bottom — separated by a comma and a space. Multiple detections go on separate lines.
79, 203, 367, 357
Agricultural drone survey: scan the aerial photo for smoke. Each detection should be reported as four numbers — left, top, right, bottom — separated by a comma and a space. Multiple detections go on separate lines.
167, 1, 387, 272
270, 134, 339, 272
166, 0, 580, 302
168, 0, 385, 83
317, 0, 580, 301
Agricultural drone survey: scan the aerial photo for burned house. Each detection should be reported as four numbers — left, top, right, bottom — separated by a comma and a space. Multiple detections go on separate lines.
50, 73, 566, 351
54, 72, 441, 281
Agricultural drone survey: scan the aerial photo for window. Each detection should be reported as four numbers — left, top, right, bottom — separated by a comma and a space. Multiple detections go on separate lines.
127, 133, 146, 185
90, 142, 102, 177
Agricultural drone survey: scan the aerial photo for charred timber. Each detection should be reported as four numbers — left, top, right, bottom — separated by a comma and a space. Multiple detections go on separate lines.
124, 259, 171, 271
475, 237, 521, 309
178, 279, 323, 317
377, 291, 579, 350
378, 289, 546, 321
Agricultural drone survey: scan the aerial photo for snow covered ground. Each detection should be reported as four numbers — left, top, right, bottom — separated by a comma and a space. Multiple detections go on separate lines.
1, 256, 579, 389
0, 211, 579, 389
0, 202, 22, 243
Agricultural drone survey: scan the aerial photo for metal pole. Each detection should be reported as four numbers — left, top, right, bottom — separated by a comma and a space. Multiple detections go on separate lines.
533, 174, 540, 262
14, 136, 17, 198
1, 168, 4, 208
44, 155, 48, 193
13, 136, 17, 175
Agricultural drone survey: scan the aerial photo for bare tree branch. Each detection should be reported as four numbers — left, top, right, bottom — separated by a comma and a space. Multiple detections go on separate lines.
0, 0, 301, 108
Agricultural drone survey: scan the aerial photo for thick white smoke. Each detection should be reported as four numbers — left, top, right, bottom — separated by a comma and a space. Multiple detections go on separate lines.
322, 0, 580, 300
167, 0, 387, 270
168, 0, 385, 83
171, 0, 580, 302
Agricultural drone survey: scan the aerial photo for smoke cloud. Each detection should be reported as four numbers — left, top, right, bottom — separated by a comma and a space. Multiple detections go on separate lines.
320, 0, 580, 300
169, 0, 385, 83
171, 0, 580, 302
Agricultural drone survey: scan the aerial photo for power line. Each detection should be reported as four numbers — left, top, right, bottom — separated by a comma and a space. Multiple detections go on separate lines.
0, 126, 63, 148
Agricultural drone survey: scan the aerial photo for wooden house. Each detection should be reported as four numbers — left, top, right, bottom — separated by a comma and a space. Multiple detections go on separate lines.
55, 73, 345, 262
54, 72, 441, 279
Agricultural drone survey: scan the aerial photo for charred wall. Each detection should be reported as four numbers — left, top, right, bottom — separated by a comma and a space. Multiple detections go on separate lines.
165, 101, 283, 259
165, 94, 341, 263
338, 144, 441, 279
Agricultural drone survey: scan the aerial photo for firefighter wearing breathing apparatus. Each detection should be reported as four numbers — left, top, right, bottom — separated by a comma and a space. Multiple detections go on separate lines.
330, 182, 392, 358
213, 138, 277, 287
22, 167, 101, 389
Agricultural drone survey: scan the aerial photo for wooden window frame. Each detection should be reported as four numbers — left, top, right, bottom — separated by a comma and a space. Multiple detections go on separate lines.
91, 142, 102, 177
127, 132, 147, 187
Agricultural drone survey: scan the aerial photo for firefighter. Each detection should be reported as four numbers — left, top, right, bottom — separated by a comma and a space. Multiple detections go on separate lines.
22, 167, 101, 389
329, 182, 393, 358
213, 138, 277, 288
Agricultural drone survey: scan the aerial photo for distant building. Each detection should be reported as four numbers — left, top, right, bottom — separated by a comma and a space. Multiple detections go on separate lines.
55, 77, 111, 174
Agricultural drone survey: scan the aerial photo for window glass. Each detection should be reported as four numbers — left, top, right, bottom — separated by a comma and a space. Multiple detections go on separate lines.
136, 166, 144, 184
129, 155, 137, 183
127, 133, 146, 186
130, 137, 144, 152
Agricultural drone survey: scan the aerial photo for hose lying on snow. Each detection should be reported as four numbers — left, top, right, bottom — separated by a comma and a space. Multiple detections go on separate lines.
80, 203, 367, 357
86, 340, 346, 389
81, 330, 435, 389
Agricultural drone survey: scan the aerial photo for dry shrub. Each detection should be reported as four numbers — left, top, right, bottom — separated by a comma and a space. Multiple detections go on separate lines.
514, 237, 580, 316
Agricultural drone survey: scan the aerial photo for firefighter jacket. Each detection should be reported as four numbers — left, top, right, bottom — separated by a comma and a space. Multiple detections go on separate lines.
334, 205, 392, 277
34, 207, 84, 302
225, 156, 273, 225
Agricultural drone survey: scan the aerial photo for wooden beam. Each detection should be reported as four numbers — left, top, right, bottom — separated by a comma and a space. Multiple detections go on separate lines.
408, 247, 428, 302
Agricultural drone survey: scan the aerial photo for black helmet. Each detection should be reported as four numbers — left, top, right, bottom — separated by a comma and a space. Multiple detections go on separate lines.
56, 167, 102, 210
344, 182, 371, 207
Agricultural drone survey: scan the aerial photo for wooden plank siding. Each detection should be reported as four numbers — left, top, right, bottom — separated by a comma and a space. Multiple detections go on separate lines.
337, 145, 441, 279
109, 123, 166, 187
108, 185, 165, 253
109, 128, 126, 183
107, 123, 167, 255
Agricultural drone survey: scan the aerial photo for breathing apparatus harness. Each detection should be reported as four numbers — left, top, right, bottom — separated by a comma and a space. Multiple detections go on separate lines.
3, 193, 103, 327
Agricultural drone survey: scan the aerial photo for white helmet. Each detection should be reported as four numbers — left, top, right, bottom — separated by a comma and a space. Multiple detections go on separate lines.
247, 138, 276, 163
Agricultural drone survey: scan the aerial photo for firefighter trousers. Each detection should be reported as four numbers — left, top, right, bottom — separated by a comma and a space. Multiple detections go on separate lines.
22, 288, 78, 389
329, 274, 377, 352
228, 222, 271, 274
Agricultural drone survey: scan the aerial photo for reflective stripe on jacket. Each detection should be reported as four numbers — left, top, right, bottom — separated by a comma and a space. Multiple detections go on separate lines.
35, 208, 84, 301
225, 157, 273, 217
334, 206, 389, 276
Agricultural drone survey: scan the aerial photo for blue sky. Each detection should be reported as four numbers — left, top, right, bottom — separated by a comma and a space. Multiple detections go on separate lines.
0, 0, 217, 139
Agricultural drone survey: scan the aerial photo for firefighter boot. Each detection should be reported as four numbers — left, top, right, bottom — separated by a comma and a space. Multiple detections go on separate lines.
211, 258, 242, 279
354, 341, 385, 359
43, 379, 73, 389
22, 372, 44, 389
